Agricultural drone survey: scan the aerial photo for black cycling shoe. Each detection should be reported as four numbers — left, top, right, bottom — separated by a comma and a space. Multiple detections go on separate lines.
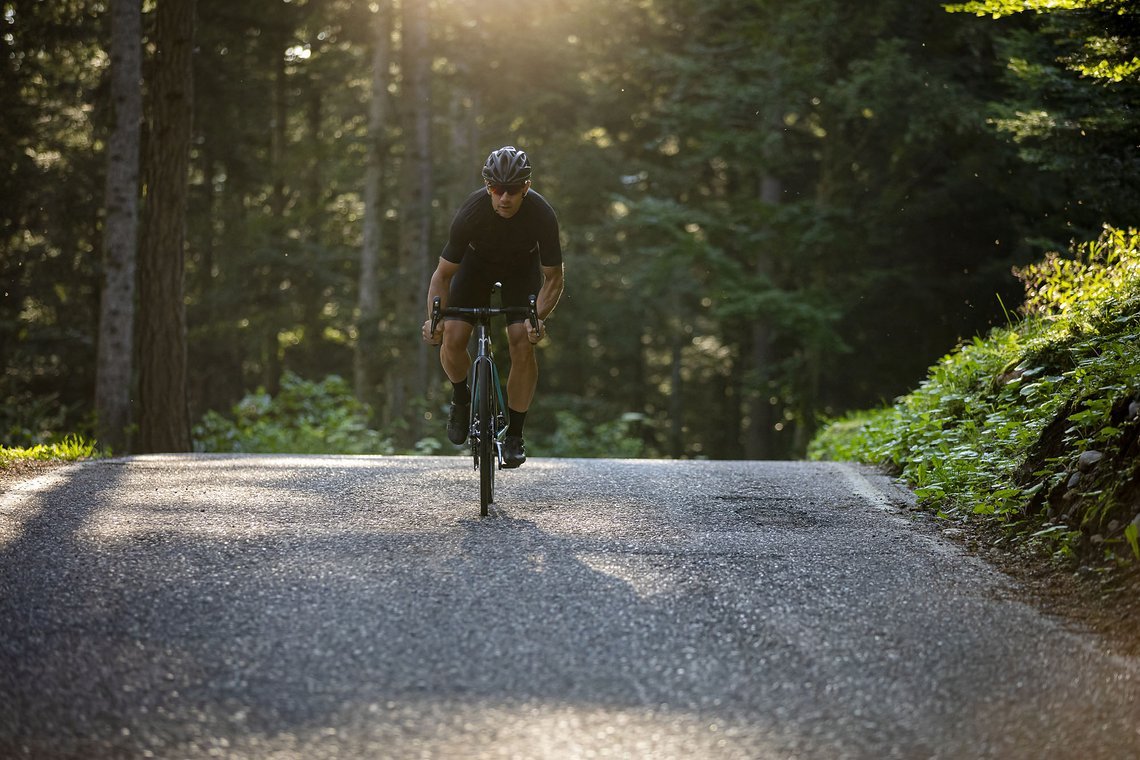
502, 435, 526, 468
447, 402, 469, 444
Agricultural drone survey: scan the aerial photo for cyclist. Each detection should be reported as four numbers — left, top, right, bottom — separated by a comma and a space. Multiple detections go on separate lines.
421, 146, 565, 468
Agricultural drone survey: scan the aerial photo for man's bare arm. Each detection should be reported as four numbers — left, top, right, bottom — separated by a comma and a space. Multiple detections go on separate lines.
536, 264, 564, 321
422, 258, 461, 343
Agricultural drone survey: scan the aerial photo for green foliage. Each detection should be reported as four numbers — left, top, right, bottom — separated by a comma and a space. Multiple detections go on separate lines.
945, 0, 1138, 84
414, 436, 445, 456
0, 435, 98, 467
1, 391, 76, 448
539, 411, 648, 459
1016, 227, 1140, 320
947, 0, 1115, 14
811, 226, 1140, 564
2, 0, 104, 445
1126, 522, 1140, 560
549, 0, 1033, 457
6, 0, 1137, 462
807, 408, 896, 463
193, 372, 393, 455
946, 0, 1140, 235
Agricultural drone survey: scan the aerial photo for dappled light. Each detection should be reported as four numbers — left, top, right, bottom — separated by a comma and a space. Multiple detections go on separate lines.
4, 455, 1139, 756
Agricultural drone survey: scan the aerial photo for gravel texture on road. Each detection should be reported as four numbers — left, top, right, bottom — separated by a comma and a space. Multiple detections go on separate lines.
1, 455, 1137, 759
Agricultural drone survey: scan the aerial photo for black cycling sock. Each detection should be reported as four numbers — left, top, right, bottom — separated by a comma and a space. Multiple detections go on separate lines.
452, 380, 470, 405
507, 408, 527, 438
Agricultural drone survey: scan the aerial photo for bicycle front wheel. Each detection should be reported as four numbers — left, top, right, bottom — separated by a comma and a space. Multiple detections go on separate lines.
476, 359, 495, 515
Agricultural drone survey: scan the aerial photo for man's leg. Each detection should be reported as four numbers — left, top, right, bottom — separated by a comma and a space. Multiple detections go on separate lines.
442, 320, 473, 444
502, 322, 537, 467
505, 322, 538, 411
441, 319, 474, 384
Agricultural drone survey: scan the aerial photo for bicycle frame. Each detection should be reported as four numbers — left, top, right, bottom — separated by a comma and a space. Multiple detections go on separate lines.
468, 320, 509, 467
430, 291, 538, 514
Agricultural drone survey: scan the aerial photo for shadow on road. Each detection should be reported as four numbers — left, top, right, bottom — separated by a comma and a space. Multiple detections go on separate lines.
0, 456, 806, 757
1, 455, 1137, 759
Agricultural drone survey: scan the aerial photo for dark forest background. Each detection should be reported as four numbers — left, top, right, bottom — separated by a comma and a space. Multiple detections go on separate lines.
3, 0, 1137, 458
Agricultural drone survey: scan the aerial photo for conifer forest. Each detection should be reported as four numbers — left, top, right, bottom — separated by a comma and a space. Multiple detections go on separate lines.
4, 0, 1138, 458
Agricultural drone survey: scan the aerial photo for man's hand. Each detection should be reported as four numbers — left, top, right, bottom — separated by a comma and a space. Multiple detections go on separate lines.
422, 319, 443, 346
527, 319, 545, 345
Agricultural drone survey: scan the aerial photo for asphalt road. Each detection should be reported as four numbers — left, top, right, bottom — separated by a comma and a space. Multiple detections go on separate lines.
1, 454, 1137, 759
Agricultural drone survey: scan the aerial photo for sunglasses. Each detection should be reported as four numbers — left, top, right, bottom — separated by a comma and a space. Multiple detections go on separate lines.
488, 183, 527, 196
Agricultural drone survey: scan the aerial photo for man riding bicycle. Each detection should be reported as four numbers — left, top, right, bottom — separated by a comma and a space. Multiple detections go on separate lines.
421, 146, 565, 468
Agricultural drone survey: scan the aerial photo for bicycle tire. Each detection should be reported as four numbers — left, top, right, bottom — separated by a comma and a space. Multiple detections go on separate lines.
476, 359, 495, 515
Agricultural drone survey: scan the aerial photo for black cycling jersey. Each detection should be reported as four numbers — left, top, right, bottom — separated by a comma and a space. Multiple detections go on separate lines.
441, 188, 563, 269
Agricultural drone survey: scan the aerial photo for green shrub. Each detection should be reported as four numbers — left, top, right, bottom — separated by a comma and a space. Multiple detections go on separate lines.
0, 391, 77, 448
810, 226, 1140, 564
193, 372, 393, 455
540, 411, 648, 458
807, 407, 895, 463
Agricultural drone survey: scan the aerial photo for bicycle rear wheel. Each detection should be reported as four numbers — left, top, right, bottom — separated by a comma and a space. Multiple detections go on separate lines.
475, 359, 495, 515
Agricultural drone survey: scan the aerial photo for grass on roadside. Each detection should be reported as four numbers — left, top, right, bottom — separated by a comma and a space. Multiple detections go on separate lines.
0, 435, 99, 468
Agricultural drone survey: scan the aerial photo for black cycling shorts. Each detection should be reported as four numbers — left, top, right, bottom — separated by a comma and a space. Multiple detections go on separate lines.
447, 255, 541, 325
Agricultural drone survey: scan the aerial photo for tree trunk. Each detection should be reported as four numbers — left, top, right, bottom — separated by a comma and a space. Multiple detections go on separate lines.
137, 0, 195, 453
397, 0, 432, 442
95, 0, 142, 455
448, 63, 478, 199
793, 346, 821, 455
744, 174, 781, 459
668, 328, 685, 458
262, 20, 289, 396
355, 1, 392, 411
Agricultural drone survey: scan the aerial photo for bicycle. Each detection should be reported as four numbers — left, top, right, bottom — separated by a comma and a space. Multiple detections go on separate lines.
430, 288, 540, 516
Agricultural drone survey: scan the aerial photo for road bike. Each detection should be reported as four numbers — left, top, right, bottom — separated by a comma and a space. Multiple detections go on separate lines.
430, 289, 539, 516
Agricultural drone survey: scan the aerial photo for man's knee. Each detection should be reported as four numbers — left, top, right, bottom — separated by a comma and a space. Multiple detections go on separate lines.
442, 321, 472, 350
507, 327, 537, 362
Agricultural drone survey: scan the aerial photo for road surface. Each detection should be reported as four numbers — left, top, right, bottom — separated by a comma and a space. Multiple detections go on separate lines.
1, 454, 1137, 758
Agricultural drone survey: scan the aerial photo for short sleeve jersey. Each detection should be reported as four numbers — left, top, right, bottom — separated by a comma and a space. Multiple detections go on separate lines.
441, 188, 563, 270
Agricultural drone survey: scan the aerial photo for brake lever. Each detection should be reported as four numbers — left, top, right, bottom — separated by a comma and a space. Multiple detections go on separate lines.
430, 297, 441, 340
527, 295, 540, 338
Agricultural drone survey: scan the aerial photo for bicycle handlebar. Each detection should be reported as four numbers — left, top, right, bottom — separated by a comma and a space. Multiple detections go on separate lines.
430, 294, 539, 338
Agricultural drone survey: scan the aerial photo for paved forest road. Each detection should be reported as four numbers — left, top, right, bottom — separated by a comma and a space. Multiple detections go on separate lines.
1, 455, 1137, 759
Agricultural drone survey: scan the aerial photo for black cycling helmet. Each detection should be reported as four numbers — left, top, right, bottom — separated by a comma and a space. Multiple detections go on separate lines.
481, 146, 532, 185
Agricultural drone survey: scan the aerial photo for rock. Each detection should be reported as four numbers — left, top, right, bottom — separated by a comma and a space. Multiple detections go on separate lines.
1066, 472, 1082, 489
1129, 401, 1140, 420
1077, 450, 1104, 472
1090, 534, 1105, 547
1107, 520, 1121, 534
